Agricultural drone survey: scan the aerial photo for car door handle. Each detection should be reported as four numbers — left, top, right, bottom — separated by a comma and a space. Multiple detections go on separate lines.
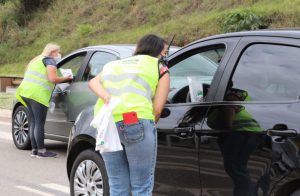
174, 127, 195, 137
267, 129, 297, 138
62, 89, 71, 95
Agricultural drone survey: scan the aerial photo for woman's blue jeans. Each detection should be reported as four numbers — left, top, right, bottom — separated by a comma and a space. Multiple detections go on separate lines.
102, 119, 157, 196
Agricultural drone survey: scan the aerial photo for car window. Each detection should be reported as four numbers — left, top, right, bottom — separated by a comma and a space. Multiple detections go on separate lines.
168, 46, 225, 103
83, 52, 118, 81
58, 53, 86, 78
229, 44, 300, 101
201, 48, 225, 64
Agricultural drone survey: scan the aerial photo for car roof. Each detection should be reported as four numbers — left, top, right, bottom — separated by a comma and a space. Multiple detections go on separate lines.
71, 44, 180, 59
188, 29, 300, 46
71, 30, 300, 58
74, 44, 136, 58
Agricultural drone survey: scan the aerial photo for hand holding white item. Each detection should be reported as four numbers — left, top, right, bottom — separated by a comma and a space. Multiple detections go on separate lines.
90, 98, 122, 153
59, 68, 73, 79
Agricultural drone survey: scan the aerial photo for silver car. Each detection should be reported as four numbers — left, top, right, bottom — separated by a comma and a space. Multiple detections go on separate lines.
11, 45, 184, 149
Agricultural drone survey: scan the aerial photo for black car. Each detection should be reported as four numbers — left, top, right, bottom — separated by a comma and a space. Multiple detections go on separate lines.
67, 30, 300, 196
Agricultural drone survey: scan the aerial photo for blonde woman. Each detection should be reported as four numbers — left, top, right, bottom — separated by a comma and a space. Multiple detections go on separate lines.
16, 43, 72, 158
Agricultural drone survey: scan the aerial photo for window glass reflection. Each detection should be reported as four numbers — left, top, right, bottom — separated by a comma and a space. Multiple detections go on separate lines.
231, 44, 300, 101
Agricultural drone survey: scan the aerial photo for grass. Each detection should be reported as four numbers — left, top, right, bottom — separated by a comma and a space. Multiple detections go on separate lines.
0, 63, 26, 77
0, 92, 14, 110
1, 0, 300, 77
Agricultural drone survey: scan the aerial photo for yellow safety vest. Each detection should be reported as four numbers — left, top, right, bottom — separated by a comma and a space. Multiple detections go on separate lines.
16, 56, 55, 107
207, 91, 262, 132
94, 55, 159, 122
232, 92, 261, 132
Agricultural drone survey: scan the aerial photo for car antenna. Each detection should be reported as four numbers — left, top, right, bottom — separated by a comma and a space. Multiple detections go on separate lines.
160, 34, 175, 66
167, 34, 175, 53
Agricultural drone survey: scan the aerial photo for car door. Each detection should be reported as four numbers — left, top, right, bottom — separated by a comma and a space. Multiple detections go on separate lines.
45, 50, 119, 141
74, 50, 119, 113
45, 52, 88, 140
199, 36, 300, 196
153, 37, 240, 196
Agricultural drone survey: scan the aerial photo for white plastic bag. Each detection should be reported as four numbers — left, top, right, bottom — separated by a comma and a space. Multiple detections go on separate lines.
90, 98, 122, 153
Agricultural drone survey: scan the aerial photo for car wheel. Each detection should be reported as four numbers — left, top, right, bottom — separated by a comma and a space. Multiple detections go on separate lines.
70, 149, 109, 196
12, 105, 31, 150
290, 190, 300, 196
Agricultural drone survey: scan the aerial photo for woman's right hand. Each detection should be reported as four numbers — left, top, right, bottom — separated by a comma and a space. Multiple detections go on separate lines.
88, 72, 111, 105
64, 75, 73, 82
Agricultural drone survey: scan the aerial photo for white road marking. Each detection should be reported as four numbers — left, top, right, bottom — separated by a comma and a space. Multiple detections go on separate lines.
0, 130, 12, 141
41, 183, 69, 194
16, 186, 54, 196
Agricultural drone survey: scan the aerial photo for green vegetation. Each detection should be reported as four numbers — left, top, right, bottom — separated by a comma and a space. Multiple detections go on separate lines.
220, 9, 269, 33
1, 0, 300, 77
0, 63, 25, 76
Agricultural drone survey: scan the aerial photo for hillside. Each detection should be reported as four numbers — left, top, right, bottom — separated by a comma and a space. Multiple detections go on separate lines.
0, 0, 300, 76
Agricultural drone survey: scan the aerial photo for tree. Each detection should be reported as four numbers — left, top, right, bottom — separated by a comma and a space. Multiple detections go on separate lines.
18, 0, 51, 26
0, 0, 8, 4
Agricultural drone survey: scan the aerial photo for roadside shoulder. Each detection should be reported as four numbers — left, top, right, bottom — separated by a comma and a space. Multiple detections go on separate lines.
0, 109, 12, 119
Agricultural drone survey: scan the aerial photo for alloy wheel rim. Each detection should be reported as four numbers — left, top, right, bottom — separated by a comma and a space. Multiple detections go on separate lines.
74, 160, 104, 196
13, 110, 29, 145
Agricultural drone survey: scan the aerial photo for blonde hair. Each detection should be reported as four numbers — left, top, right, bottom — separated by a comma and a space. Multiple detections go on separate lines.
41, 43, 60, 56
25, 43, 60, 70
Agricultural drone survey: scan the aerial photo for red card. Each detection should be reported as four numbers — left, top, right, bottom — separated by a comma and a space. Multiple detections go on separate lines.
123, 112, 138, 125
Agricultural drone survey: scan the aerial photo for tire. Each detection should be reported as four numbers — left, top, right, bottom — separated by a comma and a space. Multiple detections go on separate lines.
275, 179, 300, 196
70, 149, 109, 196
12, 105, 31, 150
290, 190, 300, 196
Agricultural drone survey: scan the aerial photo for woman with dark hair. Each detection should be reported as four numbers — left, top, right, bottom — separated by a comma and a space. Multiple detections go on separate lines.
89, 34, 170, 195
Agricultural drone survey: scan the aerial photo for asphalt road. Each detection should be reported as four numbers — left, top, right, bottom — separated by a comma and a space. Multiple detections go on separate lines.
0, 118, 70, 196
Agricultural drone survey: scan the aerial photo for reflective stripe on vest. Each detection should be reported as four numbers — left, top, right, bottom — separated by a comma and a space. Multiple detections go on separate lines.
102, 73, 152, 101
22, 78, 52, 91
106, 86, 151, 102
233, 109, 261, 132
26, 70, 49, 80
94, 55, 159, 122
233, 120, 260, 129
16, 56, 55, 107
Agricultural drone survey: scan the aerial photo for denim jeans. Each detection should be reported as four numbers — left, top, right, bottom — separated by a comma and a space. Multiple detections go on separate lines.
23, 97, 48, 150
102, 119, 157, 196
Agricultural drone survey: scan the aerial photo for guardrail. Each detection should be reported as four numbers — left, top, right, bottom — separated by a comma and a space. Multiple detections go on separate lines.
0, 76, 23, 92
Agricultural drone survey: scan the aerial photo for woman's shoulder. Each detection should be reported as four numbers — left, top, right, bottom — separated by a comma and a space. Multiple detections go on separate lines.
42, 56, 56, 67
